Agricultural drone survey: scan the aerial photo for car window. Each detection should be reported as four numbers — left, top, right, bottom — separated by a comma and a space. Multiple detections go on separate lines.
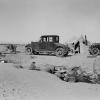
56, 36, 59, 42
49, 37, 53, 42
43, 37, 47, 42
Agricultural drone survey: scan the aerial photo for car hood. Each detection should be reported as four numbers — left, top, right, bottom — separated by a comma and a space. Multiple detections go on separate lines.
54, 43, 66, 46
25, 43, 31, 47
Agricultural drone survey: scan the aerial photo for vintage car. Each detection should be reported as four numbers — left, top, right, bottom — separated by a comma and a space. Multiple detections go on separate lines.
25, 35, 70, 57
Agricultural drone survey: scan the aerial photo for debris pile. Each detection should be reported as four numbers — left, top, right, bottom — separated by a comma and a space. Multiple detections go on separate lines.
42, 65, 100, 84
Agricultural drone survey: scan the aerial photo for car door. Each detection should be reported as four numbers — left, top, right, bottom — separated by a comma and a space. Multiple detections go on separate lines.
46, 42, 55, 51
39, 37, 47, 51
46, 37, 56, 51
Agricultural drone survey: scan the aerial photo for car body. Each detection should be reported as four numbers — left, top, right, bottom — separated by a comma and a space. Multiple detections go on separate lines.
25, 35, 70, 57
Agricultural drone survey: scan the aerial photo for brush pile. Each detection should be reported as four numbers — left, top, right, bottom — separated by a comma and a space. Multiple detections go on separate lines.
44, 65, 100, 84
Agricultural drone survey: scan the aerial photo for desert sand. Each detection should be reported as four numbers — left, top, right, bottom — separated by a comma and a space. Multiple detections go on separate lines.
0, 45, 100, 100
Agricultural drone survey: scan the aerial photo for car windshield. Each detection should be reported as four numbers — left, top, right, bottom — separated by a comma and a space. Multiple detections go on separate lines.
39, 38, 42, 42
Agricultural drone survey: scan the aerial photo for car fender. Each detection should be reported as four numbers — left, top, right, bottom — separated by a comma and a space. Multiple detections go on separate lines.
54, 43, 70, 52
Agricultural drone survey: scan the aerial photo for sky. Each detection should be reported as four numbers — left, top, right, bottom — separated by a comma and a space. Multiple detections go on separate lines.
0, 0, 100, 43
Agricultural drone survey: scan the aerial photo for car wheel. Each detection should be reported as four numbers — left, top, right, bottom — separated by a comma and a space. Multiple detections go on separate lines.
55, 47, 65, 57
91, 48, 100, 56
25, 47, 33, 55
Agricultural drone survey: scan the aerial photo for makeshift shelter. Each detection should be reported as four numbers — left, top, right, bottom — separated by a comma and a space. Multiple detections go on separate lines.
67, 35, 90, 54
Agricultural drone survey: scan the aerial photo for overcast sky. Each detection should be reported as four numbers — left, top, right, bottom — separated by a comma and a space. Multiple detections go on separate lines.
0, 0, 100, 43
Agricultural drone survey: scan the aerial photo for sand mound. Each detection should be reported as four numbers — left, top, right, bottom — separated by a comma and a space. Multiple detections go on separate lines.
0, 63, 100, 100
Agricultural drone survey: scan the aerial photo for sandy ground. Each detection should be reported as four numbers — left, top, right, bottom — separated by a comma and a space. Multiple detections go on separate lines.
0, 45, 100, 100
0, 62, 100, 100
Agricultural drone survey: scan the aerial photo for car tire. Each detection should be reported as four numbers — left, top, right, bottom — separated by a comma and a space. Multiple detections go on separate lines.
55, 47, 65, 57
91, 48, 100, 56
25, 47, 33, 55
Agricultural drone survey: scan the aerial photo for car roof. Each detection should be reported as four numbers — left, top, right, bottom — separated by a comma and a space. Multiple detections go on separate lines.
41, 35, 59, 37
92, 43, 100, 45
